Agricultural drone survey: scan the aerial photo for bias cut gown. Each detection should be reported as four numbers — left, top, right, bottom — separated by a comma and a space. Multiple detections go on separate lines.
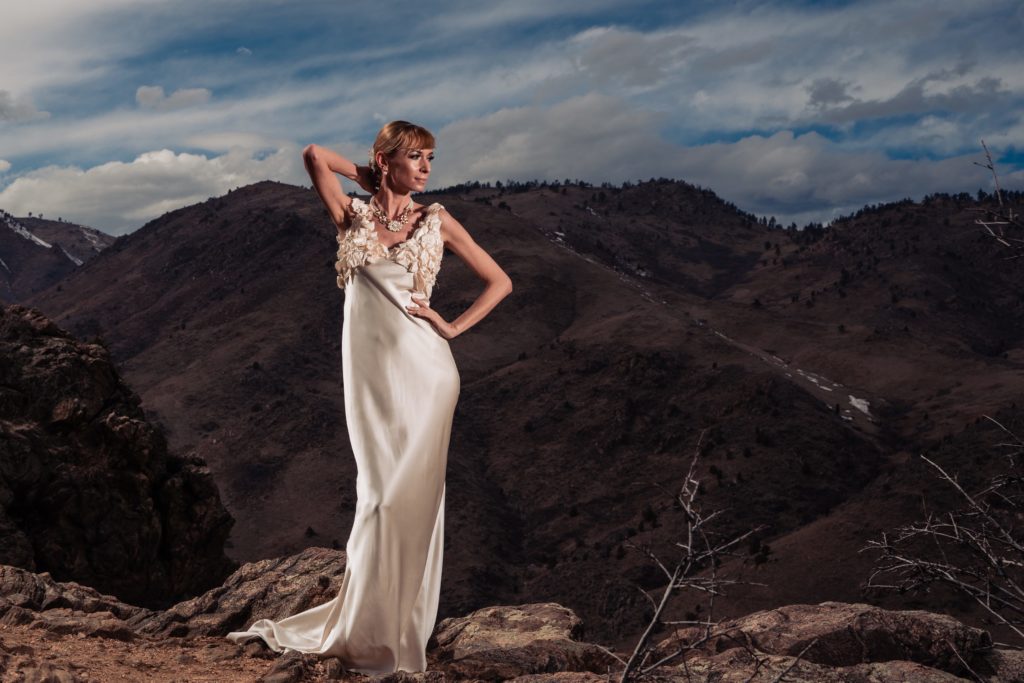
225, 198, 460, 675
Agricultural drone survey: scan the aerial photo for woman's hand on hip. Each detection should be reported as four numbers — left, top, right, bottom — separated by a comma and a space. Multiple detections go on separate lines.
407, 296, 459, 339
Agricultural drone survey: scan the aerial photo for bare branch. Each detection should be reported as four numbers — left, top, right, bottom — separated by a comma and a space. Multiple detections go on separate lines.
865, 419, 1024, 644
619, 430, 769, 681
768, 637, 819, 683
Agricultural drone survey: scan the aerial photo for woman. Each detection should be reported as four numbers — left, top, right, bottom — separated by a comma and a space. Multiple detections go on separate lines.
226, 121, 513, 674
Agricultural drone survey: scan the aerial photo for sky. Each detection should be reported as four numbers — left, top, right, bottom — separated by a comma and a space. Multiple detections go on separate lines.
1, 0, 1022, 234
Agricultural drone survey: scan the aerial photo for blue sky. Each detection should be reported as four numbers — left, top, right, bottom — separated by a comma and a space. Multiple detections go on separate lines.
1, 0, 1022, 233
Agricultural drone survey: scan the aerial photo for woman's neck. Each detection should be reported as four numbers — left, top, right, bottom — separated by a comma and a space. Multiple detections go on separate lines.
373, 186, 413, 217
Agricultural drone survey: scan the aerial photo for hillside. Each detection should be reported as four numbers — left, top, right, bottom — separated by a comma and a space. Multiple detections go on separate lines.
0, 210, 114, 302
22, 179, 1024, 646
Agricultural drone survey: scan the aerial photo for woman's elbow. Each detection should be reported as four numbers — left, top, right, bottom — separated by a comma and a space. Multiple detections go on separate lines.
302, 144, 319, 163
502, 275, 513, 296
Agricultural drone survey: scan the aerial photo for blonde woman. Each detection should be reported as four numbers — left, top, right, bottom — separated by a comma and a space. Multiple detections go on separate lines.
227, 121, 513, 674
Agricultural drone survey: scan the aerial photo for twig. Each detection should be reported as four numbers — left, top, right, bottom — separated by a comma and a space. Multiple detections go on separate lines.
620, 429, 769, 681
945, 637, 984, 683
768, 637, 818, 683
865, 419, 1024, 644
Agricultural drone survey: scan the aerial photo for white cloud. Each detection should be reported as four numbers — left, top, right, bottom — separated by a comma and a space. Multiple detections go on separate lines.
0, 90, 50, 122
185, 132, 284, 152
420, 0, 629, 34
0, 82, 332, 160
434, 93, 667, 185
0, 160, 11, 173
136, 85, 212, 111
670, 132, 1002, 220
568, 26, 696, 90
433, 96, 1018, 225
0, 1, 178, 92
0, 0, 1021, 230
554, 0, 1024, 139
0, 146, 304, 234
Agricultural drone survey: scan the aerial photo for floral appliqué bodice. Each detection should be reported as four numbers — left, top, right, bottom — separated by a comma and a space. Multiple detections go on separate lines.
335, 197, 445, 299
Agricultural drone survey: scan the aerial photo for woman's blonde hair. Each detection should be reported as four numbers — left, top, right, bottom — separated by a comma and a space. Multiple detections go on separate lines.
368, 120, 435, 190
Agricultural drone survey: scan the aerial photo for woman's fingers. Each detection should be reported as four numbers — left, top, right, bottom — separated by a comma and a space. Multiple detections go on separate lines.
407, 296, 428, 315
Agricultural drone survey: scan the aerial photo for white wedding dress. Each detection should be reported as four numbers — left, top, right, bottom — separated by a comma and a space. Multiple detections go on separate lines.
226, 198, 460, 674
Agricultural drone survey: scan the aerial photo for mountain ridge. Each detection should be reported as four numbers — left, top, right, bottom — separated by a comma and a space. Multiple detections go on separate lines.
19, 177, 1024, 646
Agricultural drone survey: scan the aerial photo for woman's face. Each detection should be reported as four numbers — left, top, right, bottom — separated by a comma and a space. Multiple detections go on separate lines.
382, 147, 434, 193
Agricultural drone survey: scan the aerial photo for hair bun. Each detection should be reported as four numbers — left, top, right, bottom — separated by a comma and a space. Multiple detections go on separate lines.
367, 148, 382, 190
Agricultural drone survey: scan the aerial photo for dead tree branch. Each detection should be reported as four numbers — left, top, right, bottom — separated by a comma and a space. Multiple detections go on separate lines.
971, 139, 1023, 259
864, 416, 1024, 643
619, 430, 767, 681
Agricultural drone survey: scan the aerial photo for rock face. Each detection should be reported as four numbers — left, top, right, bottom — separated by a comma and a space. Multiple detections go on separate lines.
0, 304, 236, 607
133, 546, 348, 638
2, 550, 1024, 681
430, 603, 617, 680
652, 601, 998, 681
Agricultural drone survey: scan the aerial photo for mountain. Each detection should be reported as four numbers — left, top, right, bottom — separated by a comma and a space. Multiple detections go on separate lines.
21, 179, 1024, 647
0, 210, 115, 303
16, 214, 116, 265
480, 177, 768, 296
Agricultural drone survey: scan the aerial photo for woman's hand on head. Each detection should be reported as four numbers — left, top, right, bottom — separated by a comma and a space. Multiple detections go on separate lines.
407, 296, 459, 340
355, 165, 377, 194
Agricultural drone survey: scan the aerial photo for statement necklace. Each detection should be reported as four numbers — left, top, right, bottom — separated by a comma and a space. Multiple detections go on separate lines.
370, 197, 415, 232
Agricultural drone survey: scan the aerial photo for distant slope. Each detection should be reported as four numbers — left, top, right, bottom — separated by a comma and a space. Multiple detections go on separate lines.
25, 180, 886, 644
18, 215, 116, 264
23, 179, 1024, 647
0, 210, 115, 302
698, 191, 1024, 443
450, 178, 772, 297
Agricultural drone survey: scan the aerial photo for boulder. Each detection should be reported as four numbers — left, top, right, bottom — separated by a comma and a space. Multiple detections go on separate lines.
0, 563, 149, 640
132, 546, 348, 638
430, 603, 617, 681
661, 647, 968, 682
654, 602, 991, 679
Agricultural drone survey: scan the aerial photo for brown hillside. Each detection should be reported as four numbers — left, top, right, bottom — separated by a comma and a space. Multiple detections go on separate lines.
0, 211, 113, 303
19, 179, 1024, 647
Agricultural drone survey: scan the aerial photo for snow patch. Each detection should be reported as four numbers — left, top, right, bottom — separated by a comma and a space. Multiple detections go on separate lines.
849, 395, 871, 416
3, 215, 52, 248
79, 227, 104, 247
59, 245, 83, 266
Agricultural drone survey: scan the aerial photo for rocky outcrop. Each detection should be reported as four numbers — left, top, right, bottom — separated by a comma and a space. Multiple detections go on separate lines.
132, 546, 348, 638
2, 549, 1024, 681
6, 548, 1024, 679
0, 304, 236, 607
656, 601, 991, 665
651, 601, 998, 681
0, 564, 145, 641
430, 603, 617, 680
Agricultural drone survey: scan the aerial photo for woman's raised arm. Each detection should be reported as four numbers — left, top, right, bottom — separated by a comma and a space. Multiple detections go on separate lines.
301, 144, 375, 229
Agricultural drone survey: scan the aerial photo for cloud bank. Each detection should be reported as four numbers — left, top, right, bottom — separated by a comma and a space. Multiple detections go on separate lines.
0, 0, 1021, 232
0, 147, 302, 234
135, 86, 212, 111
